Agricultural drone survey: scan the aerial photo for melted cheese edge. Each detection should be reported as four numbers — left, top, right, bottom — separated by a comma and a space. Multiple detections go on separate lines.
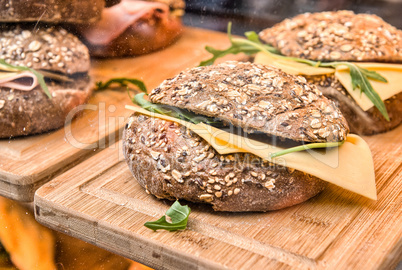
254, 52, 402, 111
126, 105, 377, 200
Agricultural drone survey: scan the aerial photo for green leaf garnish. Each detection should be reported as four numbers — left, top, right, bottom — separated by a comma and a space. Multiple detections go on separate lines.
0, 59, 51, 98
200, 23, 390, 121
144, 200, 191, 231
341, 63, 389, 121
96, 78, 147, 93
133, 93, 224, 126
270, 141, 344, 158
199, 22, 279, 66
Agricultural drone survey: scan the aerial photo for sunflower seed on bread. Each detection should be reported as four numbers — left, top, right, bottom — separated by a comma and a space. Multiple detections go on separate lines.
149, 61, 349, 143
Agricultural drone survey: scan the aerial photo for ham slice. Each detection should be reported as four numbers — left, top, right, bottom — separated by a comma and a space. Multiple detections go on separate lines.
0, 71, 38, 91
82, 0, 170, 45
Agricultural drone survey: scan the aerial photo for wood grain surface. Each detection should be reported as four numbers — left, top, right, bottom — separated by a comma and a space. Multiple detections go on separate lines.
35, 123, 402, 270
0, 27, 235, 202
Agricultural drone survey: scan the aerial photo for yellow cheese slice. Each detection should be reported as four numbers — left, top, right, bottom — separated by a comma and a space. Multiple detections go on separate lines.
335, 63, 402, 111
254, 52, 402, 111
254, 52, 335, 75
125, 105, 377, 200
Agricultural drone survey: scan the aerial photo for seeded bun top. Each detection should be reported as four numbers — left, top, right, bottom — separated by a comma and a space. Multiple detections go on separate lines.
149, 61, 349, 143
0, 0, 104, 24
259, 10, 402, 62
0, 25, 90, 75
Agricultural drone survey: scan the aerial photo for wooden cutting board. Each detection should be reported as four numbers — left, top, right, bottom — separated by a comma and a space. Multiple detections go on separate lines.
34, 124, 402, 270
0, 27, 236, 202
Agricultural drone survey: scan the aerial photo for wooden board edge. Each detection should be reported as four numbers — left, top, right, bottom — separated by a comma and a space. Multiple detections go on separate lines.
34, 195, 227, 270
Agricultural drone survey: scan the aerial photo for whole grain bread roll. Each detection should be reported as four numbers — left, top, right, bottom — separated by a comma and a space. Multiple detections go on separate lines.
0, 25, 92, 138
0, 0, 104, 24
123, 61, 349, 211
258, 10, 402, 135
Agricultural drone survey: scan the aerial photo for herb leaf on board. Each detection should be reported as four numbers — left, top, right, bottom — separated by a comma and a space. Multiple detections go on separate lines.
144, 201, 191, 232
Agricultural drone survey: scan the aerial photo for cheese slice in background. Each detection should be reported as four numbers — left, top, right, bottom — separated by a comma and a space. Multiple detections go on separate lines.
126, 106, 377, 200
335, 63, 402, 111
254, 52, 334, 75
254, 52, 402, 111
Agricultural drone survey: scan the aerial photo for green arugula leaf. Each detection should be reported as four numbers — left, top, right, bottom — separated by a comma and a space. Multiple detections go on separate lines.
144, 201, 191, 231
132, 93, 224, 126
359, 67, 388, 82
199, 23, 391, 121
96, 78, 147, 93
0, 59, 51, 98
199, 23, 278, 66
270, 141, 344, 158
343, 64, 389, 121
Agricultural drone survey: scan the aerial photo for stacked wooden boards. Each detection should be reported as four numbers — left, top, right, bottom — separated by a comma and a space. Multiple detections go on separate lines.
34, 125, 401, 270
0, 27, 236, 202
31, 27, 401, 269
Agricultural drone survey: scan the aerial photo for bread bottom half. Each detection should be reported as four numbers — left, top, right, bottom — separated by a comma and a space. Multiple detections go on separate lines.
0, 76, 92, 138
123, 113, 326, 212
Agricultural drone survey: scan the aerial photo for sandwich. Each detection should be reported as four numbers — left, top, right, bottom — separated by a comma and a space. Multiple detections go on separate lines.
122, 61, 376, 212
77, 0, 185, 57
0, 197, 56, 270
200, 11, 402, 135
256, 10, 402, 135
0, 24, 92, 138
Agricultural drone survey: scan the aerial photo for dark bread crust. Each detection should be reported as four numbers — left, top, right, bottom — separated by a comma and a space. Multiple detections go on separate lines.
306, 74, 402, 135
259, 10, 402, 62
0, 76, 92, 138
150, 61, 349, 143
0, 0, 104, 24
123, 113, 326, 212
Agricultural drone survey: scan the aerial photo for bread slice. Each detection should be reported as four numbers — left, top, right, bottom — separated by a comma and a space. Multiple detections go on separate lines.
149, 61, 349, 143
123, 113, 327, 212
0, 25, 92, 138
258, 10, 402, 135
0, 0, 104, 24
259, 10, 402, 63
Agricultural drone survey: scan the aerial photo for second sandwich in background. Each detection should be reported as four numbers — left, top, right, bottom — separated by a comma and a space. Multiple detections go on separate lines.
257, 10, 402, 135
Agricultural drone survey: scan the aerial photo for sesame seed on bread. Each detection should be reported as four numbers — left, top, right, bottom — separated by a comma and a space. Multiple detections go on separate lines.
259, 10, 402, 62
149, 61, 349, 143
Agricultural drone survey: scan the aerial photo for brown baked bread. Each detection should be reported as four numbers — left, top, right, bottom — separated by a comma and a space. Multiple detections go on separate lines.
77, 0, 185, 58
0, 0, 105, 24
258, 10, 402, 135
0, 25, 92, 138
123, 61, 349, 211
